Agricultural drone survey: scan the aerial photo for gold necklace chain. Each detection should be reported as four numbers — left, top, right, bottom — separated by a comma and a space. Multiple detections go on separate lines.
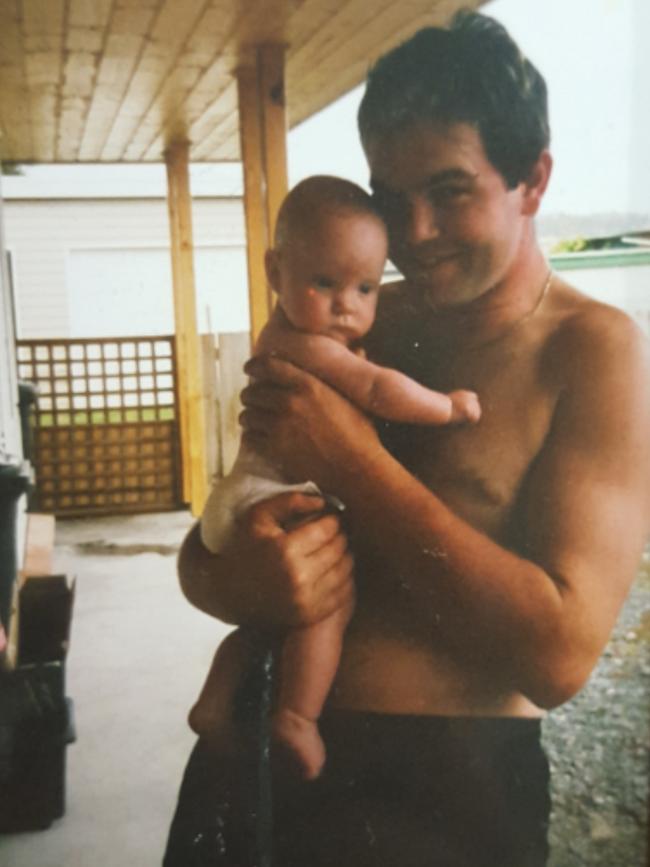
464, 268, 554, 351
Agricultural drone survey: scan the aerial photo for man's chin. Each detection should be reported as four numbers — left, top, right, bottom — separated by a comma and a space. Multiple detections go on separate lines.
406, 276, 472, 312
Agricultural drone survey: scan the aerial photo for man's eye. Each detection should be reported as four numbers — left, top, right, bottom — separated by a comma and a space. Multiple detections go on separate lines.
428, 185, 469, 206
373, 189, 405, 216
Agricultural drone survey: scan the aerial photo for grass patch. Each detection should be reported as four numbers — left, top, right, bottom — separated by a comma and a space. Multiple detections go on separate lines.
37, 407, 175, 427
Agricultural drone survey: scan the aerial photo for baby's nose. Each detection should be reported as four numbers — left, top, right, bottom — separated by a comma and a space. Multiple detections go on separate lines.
333, 289, 356, 314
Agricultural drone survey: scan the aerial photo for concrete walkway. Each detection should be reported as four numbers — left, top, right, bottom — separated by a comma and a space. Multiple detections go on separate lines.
0, 511, 230, 867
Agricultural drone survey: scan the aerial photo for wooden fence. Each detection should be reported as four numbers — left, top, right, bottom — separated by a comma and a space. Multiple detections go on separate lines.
16, 336, 183, 516
201, 331, 250, 483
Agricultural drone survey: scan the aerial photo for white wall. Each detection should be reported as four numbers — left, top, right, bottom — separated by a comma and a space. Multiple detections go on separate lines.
0, 176, 27, 613
0, 177, 22, 461
67, 245, 249, 338
555, 261, 650, 334
4, 197, 249, 339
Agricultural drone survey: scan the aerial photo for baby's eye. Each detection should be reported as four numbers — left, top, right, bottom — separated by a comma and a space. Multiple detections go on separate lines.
358, 283, 376, 296
313, 275, 335, 290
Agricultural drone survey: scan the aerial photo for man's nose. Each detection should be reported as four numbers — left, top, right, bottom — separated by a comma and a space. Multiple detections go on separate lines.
405, 196, 439, 245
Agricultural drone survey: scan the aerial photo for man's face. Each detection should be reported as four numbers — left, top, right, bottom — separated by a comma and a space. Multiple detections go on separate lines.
366, 121, 529, 310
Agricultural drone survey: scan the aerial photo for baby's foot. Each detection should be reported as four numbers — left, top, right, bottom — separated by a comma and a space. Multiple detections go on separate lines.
271, 707, 326, 781
188, 694, 237, 755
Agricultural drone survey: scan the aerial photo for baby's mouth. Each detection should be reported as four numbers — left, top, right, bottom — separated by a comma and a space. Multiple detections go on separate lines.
328, 325, 358, 343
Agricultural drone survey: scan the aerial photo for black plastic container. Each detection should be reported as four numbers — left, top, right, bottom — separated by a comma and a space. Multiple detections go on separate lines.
0, 461, 32, 629
0, 662, 76, 832
17, 381, 38, 465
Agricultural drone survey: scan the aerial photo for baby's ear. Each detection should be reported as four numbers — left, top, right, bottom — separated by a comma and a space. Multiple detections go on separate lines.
265, 248, 281, 294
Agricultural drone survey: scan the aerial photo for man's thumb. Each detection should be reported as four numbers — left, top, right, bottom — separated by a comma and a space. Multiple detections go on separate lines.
248, 492, 325, 535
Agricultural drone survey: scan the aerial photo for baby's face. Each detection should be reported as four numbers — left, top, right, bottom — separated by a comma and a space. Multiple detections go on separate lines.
274, 211, 387, 344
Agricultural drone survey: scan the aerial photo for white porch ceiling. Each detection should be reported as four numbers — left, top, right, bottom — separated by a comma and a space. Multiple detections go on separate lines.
0, 0, 485, 164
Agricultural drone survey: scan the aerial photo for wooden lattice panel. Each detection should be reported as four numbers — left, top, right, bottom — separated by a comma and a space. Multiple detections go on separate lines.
16, 336, 183, 516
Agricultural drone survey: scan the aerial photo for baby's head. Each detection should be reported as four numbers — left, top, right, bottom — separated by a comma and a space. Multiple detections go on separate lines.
265, 176, 388, 344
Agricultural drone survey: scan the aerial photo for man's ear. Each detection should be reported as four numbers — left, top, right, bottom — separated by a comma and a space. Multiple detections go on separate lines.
264, 248, 281, 294
521, 150, 552, 217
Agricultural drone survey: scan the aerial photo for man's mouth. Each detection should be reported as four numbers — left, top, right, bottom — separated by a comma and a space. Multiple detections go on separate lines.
411, 251, 460, 269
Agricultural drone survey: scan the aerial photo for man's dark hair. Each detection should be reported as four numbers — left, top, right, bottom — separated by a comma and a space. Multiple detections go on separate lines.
358, 10, 550, 188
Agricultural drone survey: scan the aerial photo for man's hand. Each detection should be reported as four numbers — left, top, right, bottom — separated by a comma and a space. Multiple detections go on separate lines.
178, 492, 355, 629
240, 354, 383, 488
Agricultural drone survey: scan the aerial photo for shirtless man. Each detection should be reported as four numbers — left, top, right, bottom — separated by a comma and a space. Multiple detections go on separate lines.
164, 11, 650, 867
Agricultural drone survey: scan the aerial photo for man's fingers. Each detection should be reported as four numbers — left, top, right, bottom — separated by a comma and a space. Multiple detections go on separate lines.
240, 381, 289, 412
236, 491, 353, 627
244, 353, 308, 385
286, 511, 343, 556
285, 541, 354, 626
246, 492, 327, 537
239, 407, 272, 436
305, 549, 355, 624
289, 518, 351, 576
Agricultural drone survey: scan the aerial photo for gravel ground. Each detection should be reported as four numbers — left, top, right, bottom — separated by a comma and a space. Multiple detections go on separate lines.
543, 550, 650, 866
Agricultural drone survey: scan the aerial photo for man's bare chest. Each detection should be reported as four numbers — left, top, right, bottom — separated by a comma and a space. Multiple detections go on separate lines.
378, 337, 558, 537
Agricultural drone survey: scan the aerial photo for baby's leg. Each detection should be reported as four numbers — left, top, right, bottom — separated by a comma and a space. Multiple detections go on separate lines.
188, 629, 250, 750
272, 598, 354, 780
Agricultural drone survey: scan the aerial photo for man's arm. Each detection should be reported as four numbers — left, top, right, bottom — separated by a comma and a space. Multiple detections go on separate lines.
261, 328, 477, 425
178, 492, 355, 628
241, 310, 650, 708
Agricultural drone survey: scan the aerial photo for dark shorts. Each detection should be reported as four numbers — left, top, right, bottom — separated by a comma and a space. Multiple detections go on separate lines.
163, 711, 550, 867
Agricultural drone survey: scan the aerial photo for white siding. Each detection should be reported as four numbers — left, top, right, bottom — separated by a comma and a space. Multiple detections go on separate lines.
0, 177, 27, 592
67, 245, 249, 337
4, 197, 248, 339
556, 263, 650, 336
0, 178, 22, 460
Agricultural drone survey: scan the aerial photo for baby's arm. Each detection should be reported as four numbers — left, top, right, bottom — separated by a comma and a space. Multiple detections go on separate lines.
258, 328, 480, 425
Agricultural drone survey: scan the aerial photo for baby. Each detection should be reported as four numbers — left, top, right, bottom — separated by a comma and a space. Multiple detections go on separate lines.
191, 175, 481, 780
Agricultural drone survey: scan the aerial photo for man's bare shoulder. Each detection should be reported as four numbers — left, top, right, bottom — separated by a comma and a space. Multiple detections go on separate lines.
544, 276, 649, 386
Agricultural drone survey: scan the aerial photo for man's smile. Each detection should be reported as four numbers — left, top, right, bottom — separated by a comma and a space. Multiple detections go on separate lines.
405, 250, 463, 276
412, 251, 460, 266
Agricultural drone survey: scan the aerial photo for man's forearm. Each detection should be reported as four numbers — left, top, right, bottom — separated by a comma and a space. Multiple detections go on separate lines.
332, 448, 579, 708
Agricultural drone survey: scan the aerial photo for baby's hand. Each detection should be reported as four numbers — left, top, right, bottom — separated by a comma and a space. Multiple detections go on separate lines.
448, 390, 481, 424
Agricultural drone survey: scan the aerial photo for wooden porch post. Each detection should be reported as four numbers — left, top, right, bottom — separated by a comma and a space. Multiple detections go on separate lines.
236, 44, 289, 345
164, 139, 208, 515
258, 44, 289, 248
237, 66, 271, 345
